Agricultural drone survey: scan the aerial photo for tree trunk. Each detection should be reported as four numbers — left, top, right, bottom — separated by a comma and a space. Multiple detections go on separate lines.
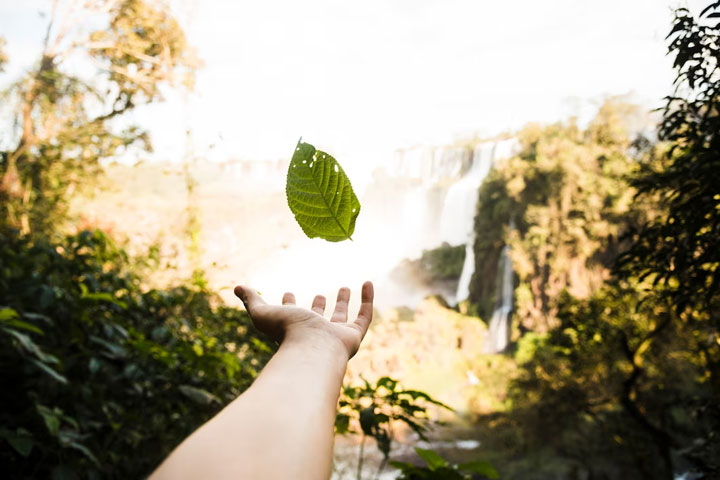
619, 327, 676, 479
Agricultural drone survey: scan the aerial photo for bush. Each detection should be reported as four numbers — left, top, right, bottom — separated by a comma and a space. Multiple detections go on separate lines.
0, 228, 274, 478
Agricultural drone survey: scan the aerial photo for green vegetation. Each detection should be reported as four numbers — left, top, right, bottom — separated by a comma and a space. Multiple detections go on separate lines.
465, 3, 720, 479
415, 243, 467, 283
469, 100, 640, 330
392, 243, 466, 294
335, 376, 452, 479
0, 227, 274, 478
0, 37, 7, 72
286, 139, 361, 242
0, 3, 273, 478
2, 0, 719, 479
391, 448, 498, 480
0, 0, 196, 235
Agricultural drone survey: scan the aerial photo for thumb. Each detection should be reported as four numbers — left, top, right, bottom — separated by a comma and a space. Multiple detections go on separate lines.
234, 285, 267, 315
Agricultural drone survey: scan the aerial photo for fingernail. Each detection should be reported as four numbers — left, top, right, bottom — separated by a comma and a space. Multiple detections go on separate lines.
234, 286, 245, 300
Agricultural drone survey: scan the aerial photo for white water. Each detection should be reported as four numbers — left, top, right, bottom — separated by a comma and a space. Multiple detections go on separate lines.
454, 139, 518, 303
484, 242, 514, 353
219, 139, 516, 313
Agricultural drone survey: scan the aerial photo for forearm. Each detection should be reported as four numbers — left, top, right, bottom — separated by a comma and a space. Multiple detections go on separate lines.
151, 330, 348, 480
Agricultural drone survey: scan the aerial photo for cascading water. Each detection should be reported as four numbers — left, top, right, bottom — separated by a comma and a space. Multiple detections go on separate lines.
449, 142, 496, 302
439, 143, 494, 245
385, 138, 518, 306
484, 243, 514, 353
453, 139, 518, 303
236, 138, 517, 312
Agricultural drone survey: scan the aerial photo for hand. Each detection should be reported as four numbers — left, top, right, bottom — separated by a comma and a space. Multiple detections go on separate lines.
233, 281, 374, 359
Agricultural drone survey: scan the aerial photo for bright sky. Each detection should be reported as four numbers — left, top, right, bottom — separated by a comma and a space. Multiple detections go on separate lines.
0, 0, 706, 170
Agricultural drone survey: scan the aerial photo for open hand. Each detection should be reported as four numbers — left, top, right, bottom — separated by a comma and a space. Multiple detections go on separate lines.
233, 282, 374, 359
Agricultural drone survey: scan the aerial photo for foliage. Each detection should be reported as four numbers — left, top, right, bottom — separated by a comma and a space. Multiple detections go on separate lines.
608, 3, 720, 475
0, 36, 7, 73
0, 0, 197, 234
469, 100, 641, 331
469, 5, 720, 478
286, 139, 361, 242
390, 243, 466, 299
507, 282, 720, 478
390, 448, 498, 480
617, 3, 720, 329
335, 376, 451, 479
482, 5, 720, 477
0, 227, 274, 478
415, 243, 466, 283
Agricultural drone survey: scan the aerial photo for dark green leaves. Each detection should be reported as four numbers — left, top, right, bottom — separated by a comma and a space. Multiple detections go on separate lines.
0, 228, 275, 478
415, 447, 448, 470
457, 460, 499, 479
286, 139, 361, 242
178, 385, 220, 405
0, 428, 34, 457
390, 448, 499, 480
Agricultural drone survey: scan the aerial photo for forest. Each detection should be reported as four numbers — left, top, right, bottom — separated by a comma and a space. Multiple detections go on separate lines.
1, 1, 719, 479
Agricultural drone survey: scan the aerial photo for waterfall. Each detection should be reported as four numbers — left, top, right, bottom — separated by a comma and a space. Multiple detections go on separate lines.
455, 241, 475, 304
451, 142, 496, 301
352, 137, 517, 309
484, 243, 514, 353
453, 138, 518, 303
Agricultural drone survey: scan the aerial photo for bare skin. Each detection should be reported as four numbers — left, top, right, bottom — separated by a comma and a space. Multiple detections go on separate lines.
151, 281, 374, 480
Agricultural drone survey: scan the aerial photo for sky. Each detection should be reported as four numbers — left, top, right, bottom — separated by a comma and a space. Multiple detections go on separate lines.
0, 0, 707, 171
0, 0, 709, 309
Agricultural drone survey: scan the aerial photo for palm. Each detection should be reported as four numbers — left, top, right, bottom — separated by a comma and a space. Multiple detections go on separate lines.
234, 282, 374, 358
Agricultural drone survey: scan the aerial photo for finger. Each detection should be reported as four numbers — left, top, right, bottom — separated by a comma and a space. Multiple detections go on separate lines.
331, 287, 351, 323
282, 292, 296, 305
234, 285, 285, 340
353, 281, 374, 337
311, 295, 326, 315
234, 285, 267, 315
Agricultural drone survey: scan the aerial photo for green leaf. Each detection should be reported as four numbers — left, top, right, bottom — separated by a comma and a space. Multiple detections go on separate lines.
7, 435, 33, 457
334, 413, 350, 434
37, 405, 62, 437
0, 428, 34, 457
360, 406, 377, 435
0, 307, 44, 334
0, 307, 19, 321
458, 461, 499, 479
286, 139, 361, 242
5, 319, 44, 335
178, 385, 220, 405
68, 441, 100, 466
375, 429, 391, 458
3, 327, 61, 365
30, 359, 68, 384
51, 465, 78, 480
81, 290, 128, 309
89, 335, 127, 359
415, 447, 447, 471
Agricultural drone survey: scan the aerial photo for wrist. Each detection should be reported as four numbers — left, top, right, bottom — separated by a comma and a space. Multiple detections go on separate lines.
281, 323, 350, 368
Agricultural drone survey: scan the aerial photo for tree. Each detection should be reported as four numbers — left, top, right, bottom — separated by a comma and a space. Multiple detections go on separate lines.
0, 228, 275, 478
619, 3, 720, 332
503, 4, 720, 478
612, 2, 720, 474
0, 0, 197, 234
509, 282, 712, 480
469, 100, 641, 332
0, 37, 7, 72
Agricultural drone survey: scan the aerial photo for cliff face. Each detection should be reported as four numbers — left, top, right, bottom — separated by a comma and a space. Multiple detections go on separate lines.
469, 101, 645, 333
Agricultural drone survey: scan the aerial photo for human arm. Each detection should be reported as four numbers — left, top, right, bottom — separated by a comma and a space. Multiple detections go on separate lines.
150, 281, 374, 480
